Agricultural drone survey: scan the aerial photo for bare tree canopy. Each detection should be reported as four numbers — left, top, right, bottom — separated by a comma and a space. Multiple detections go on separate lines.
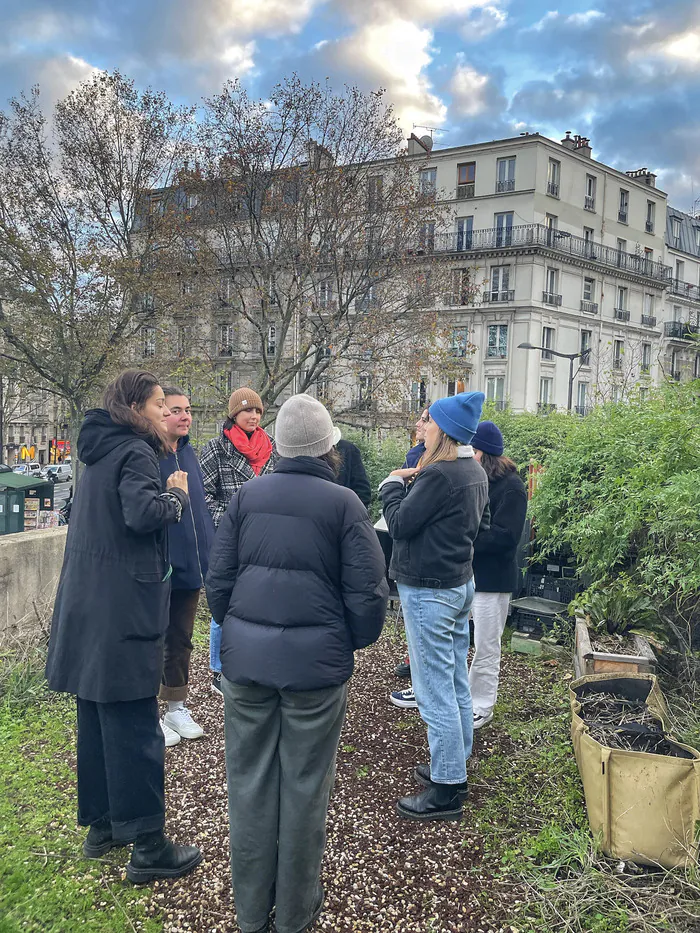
162, 76, 460, 420
0, 71, 193, 475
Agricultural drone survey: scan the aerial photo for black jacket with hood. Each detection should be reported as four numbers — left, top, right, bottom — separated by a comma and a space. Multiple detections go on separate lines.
206, 456, 389, 691
45, 409, 188, 703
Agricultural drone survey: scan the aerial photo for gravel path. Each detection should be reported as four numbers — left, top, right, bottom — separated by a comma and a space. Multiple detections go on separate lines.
157, 628, 523, 932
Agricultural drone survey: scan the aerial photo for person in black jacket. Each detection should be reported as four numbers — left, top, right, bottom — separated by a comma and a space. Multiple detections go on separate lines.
158, 388, 216, 746
206, 393, 388, 933
470, 421, 527, 729
380, 391, 489, 822
45, 370, 202, 884
335, 433, 371, 507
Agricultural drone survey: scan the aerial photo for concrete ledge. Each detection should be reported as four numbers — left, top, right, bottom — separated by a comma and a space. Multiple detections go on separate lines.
0, 527, 67, 648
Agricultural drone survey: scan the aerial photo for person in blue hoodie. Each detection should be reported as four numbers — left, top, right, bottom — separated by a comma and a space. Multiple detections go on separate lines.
158, 388, 215, 746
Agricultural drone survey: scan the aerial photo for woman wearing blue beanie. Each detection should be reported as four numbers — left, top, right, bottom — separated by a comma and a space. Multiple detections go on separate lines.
379, 391, 489, 821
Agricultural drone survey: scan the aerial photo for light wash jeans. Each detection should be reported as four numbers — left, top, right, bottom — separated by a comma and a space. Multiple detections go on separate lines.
210, 618, 222, 673
469, 591, 511, 718
398, 579, 475, 784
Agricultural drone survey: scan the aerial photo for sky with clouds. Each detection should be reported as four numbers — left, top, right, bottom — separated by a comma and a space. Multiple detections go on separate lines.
2, 0, 700, 209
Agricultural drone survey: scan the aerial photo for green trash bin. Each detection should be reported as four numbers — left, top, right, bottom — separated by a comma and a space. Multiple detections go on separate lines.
0, 486, 25, 535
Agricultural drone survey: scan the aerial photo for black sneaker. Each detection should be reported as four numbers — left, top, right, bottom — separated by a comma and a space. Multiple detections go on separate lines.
394, 657, 411, 678
211, 672, 223, 697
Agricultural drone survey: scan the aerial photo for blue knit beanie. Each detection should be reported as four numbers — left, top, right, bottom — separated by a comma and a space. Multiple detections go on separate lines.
472, 421, 504, 456
429, 391, 485, 445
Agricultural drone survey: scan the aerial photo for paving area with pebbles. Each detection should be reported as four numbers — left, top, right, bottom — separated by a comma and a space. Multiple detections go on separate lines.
156, 625, 529, 933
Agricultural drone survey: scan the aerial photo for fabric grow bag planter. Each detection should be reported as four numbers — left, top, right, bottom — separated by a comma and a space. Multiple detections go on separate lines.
570, 674, 699, 869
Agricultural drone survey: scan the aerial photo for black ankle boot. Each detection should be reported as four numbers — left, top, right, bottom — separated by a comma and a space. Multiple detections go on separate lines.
414, 764, 468, 800
126, 830, 202, 884
83, 817, 124, 859
396, 781, 464, 821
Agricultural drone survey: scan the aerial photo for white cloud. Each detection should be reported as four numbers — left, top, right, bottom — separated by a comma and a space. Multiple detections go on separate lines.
460, 4, 508, 42
219, 41, 256, 74
529, 9, 605, 32
35, 54, 100, 105
324, 18, 447, 130
663, 31, 700, 63
333, 0, 506, 27
450, 63, 490, 116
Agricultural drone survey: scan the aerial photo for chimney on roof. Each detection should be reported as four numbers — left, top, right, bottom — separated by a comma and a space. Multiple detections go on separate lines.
407, 132, 432, 156
625, 167, 657, 187
561, 131, 575, 150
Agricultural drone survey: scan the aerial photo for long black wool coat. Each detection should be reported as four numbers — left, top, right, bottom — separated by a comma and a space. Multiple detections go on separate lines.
45, 410, 188, 703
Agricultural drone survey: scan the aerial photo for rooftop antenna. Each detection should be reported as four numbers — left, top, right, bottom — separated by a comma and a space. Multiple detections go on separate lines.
412, 124, 444, 138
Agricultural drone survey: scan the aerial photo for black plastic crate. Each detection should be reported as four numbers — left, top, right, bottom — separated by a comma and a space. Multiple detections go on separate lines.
526, 572, 581, 605
510, 596, 573, 639
512, 609, 548, 637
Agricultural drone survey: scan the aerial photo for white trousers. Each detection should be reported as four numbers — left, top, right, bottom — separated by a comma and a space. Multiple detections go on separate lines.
468, 591, 511, 718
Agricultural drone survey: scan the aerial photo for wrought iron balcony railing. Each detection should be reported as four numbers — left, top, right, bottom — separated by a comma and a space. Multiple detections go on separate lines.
584, 195, 595, 212
543, 291, 563, 306
547, 181, 560, 198
496, 179, 515, 193
614, 308, 630, 322
428, 224, 671, 283
580, 300, 598, 314
669, 278, 700, 302
641, 314, 657, 327
645, 221, 654, 234
664, 320, 699, 339
456, 183, 475, 200
482, 290, 514, 303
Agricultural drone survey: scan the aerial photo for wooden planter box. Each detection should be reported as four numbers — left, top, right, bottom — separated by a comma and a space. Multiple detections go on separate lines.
574, 618, 656, 678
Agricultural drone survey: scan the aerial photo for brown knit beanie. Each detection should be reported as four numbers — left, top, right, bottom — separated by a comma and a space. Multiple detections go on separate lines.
228, 387, 264, 419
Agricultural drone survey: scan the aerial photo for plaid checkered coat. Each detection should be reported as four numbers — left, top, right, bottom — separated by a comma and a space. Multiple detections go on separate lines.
200, 431, 278, 529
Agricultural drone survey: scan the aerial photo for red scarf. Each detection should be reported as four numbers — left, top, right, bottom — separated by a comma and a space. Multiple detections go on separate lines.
224, 424, 272, 476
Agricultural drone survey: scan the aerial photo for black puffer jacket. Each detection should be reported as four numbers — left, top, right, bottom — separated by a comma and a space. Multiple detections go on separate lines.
206, 457, 389, 691
46, 410, 188, 703
473, 469, 528, 593
380, 450, 489, 589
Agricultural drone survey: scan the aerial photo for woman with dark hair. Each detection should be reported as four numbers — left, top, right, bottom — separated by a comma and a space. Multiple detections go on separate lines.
45, 369, 202, 883
200, 387, 277, 694
206, 393, 388, 933
380, 392, 489, 822
469, 421, 527, 729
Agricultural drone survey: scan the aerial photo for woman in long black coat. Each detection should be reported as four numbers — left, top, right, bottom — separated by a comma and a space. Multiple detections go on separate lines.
46, 370, 202, 884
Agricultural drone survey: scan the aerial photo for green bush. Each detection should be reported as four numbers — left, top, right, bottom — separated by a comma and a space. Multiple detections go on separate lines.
481, 402, 577, 474
529, 383, 700, 663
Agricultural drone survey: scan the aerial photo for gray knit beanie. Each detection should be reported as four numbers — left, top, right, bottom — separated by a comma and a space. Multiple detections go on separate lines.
275, 394, 336, 458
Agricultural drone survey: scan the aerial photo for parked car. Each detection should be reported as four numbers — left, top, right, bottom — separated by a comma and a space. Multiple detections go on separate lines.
45, 464, 73, 484
0, 463, 12, 473
13, 462, 43, 477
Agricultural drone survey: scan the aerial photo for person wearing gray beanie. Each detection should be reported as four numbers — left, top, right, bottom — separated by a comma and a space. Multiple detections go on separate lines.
275, 394, 337, 458
205, 392, 388, 933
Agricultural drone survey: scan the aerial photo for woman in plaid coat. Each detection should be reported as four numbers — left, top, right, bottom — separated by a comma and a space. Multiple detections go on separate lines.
200, 387, 278, 693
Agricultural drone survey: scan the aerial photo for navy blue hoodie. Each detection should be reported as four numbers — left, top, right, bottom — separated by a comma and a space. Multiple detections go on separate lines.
160, 436, 215, 590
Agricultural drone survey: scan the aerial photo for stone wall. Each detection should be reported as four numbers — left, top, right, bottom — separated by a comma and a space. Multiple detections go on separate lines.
0, 528, 67, 648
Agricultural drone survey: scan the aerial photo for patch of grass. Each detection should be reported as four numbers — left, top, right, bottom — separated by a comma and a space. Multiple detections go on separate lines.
470, 653, 700, 932
0, 697, 160, 932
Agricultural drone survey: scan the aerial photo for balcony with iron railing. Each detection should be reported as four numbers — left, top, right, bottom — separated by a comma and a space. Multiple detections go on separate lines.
496, 179, 515, 193
543, 291, 563, 306
669, 278, 700, 302
645, 221, 654, 234
671, 370, 682, 381
547, 181, 560, 198
584, 195, 595, 212
613, 358, 623, 370
614, 308, 631, 322
428, 223, 671, 283
664, 320, 699, 340
618, 210, 628, 224
456, 183, 475, 200
483, 290, 515, 303
486, 349, 508, 359
537, 402, 556, 414
580, 299, 599, 314
641, 314, 657, 327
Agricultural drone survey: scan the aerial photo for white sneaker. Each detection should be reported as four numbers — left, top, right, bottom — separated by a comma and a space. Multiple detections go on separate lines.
473, 711, 494, 730
161, 720, 181, 747
163, 707, 205, 740
390, 687, 418, 709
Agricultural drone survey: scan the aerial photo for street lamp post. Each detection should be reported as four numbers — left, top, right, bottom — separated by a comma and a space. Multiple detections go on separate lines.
517, 342, 591, 412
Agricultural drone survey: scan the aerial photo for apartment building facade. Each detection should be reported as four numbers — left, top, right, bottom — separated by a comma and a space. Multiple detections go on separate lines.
397, 130, 674, 414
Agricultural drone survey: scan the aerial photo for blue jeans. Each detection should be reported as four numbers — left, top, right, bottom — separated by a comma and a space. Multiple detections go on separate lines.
398, 579, 475, 784
210, 618, 222, 673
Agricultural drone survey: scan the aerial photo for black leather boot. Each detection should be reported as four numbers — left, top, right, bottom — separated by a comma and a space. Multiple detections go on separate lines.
126, 830, 202, 884
82, 816, 125, 859
414, 764, 468, 800
396, 782, 464, 821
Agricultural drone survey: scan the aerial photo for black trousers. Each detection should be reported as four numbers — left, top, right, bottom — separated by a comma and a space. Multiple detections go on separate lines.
76, 696, 165, 843
159, 588, 201, 702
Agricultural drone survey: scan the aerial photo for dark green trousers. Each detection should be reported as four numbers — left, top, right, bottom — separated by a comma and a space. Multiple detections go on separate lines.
222, 678, 348, 933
